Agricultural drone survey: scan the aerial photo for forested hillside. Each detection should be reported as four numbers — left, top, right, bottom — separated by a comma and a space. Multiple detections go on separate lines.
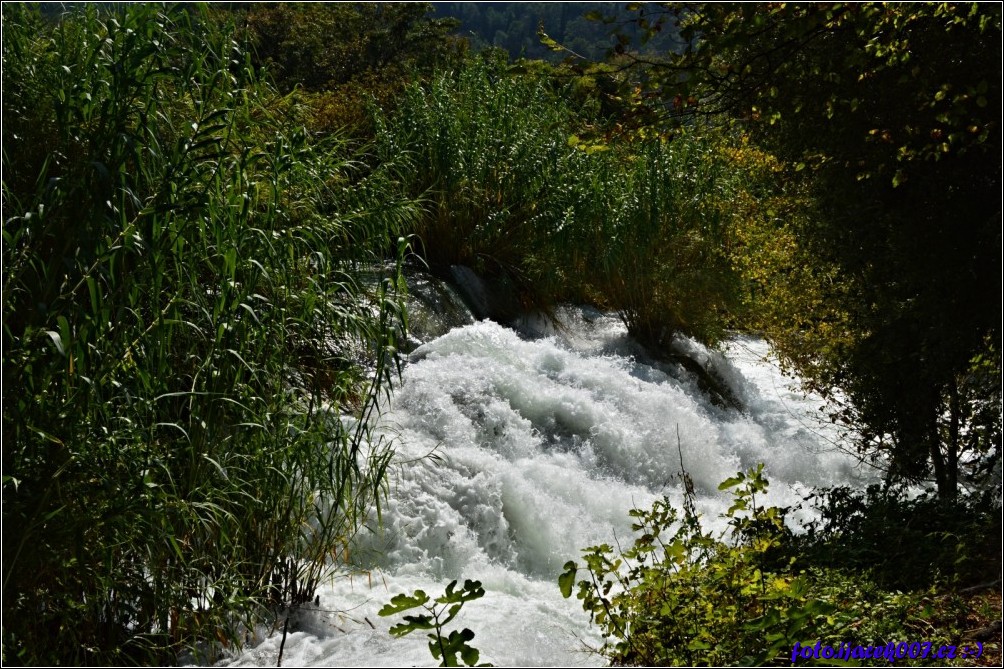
431, 2, 683, 60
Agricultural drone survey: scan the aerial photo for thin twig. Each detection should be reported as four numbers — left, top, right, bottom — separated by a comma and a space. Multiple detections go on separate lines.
959, 579, 1002, 594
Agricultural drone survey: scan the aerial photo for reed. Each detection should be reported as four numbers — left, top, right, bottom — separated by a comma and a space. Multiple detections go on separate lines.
374, 53, 593, 308
377, 55, 741, 345
581, 136, 741, 347
2, 5, 414, 663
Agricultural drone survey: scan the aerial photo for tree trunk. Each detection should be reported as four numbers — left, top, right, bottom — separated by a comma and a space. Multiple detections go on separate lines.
929, 431, 950, 499
928, 382, 960, 500
946, 378, 961, 499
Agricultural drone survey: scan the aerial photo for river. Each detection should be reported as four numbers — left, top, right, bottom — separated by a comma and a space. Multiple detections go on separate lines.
218, 279, 872, 667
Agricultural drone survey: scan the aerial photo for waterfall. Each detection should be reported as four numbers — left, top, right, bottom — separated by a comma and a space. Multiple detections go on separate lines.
219, 284, 871, 668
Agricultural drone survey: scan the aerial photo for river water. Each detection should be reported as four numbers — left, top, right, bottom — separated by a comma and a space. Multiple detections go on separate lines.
219, 284, 872, 667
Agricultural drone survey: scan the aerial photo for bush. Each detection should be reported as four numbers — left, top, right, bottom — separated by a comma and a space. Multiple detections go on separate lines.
375, 54, 588, 294
2, 5, 415, 663
571, 134, 741, 347
560, 465, 977, 665
796, 484, 1002, 592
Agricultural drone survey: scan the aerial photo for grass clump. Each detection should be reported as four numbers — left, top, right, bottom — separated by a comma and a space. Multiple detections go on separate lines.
562, 134, 741, 348
2, 4, 415, 664
377, 55, 747, 346
375, 53, 588, 307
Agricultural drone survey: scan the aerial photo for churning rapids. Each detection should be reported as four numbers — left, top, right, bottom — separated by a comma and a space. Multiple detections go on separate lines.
219, 275, 874, 668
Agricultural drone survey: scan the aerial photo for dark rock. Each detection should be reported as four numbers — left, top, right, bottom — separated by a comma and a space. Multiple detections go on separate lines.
663, 350, 744, 412
449, 264, 521, 323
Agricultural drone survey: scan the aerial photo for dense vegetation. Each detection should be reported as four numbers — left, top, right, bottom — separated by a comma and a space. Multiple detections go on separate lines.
243, 2, 466, 136
374, 55, 749, 346
3, 2, 999, 665
581, 1, 1003, 500
2, 4, 415, 663
561, 466, 1001, 666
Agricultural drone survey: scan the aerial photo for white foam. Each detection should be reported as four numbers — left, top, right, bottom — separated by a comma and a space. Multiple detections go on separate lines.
219, 315, 870, 667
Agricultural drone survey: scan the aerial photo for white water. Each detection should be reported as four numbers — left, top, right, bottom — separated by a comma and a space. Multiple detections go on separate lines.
219, 304, 872, 668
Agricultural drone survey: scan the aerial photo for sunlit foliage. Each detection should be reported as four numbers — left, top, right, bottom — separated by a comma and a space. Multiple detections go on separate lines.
2, 5, 416, 663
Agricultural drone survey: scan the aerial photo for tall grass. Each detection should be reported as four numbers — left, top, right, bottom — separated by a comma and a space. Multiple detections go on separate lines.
580, 136, 741, 347
374, 54, 593, 306
2, 5, 415, 664
377, 56, 741, 345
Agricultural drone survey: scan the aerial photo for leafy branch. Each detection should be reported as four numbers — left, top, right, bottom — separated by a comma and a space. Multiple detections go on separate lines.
378, 579, 490, 667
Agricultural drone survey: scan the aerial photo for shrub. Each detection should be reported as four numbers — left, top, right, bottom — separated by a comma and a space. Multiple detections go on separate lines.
560, 465, 972, 665
796, 484, 1003, 592
571, 134, 741, 347
377, 56, 746, 346
375, 54, 588, 296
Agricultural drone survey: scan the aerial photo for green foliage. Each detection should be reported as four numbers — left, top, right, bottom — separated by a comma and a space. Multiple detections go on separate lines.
2, 4, 416, 663
245, 2, 463, 93
571, 133, 741, 348
377, 56, 748, 347
797, 484, 1003, 592
597, 2, 1002, 497
375, 53, 584, 294
434, 2, 682, 62
666, 3, 1000, 172
242, 2, 466, 136
560, 466, 972, 665
379, 579, 489, 667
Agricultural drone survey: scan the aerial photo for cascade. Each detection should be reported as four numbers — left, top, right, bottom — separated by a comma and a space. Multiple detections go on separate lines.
221, 279, 870, 668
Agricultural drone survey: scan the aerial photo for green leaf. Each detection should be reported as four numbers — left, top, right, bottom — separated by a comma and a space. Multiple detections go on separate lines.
438, 579, 485, 605
378, 590, 430, 617
44, 330, 65, 356
86, 276, 100, 314
718, 473, 745, 490
727, 498, 748, 515
559, 562, 577, 598
537, 26, 563, 52
460, 634, 480, 666
439, 628, 478, 666
393, 613, 437, 635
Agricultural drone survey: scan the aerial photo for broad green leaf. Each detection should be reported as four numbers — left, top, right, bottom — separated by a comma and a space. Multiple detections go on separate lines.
718, 473, 745, 490
378, 590, 430, 617
559, 562, 577, 598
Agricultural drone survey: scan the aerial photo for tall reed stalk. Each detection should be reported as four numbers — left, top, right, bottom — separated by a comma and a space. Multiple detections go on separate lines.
2, 5, 415, 663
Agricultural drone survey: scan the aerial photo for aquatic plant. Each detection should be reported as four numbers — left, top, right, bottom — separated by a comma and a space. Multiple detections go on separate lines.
2, 4, 415, 663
